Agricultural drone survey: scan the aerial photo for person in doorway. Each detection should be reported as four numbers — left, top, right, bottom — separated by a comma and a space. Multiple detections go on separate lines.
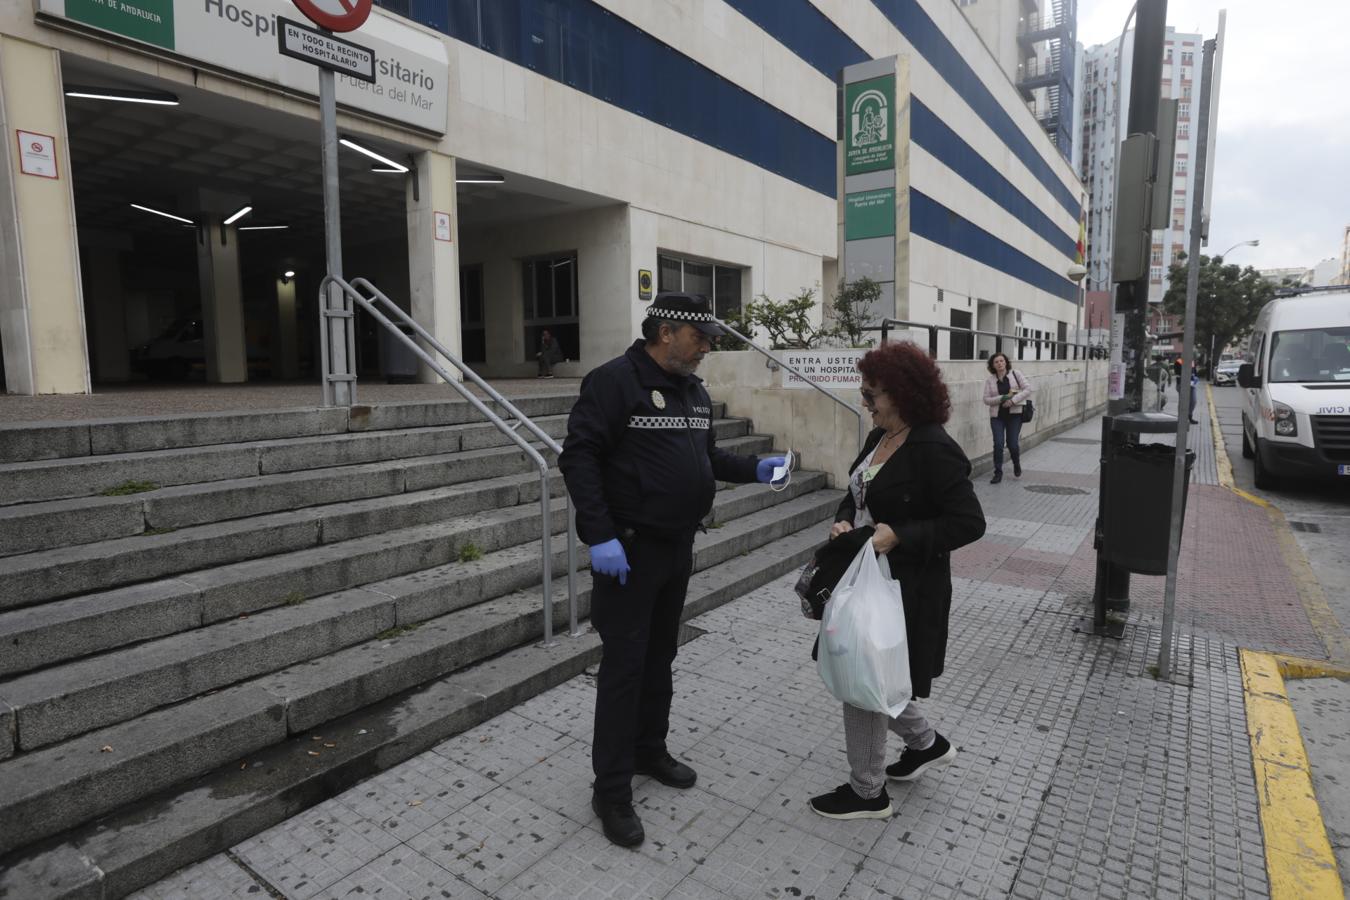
537, 329, 564, 377
809, 340, 986, 820
982, 352, 1032, 483
559, 292, 786, 847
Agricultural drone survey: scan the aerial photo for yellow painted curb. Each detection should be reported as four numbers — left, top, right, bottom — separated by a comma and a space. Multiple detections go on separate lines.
1240, 648, 1346, 899
1208, 383, 1237, 490
1274, 653, 1350, 682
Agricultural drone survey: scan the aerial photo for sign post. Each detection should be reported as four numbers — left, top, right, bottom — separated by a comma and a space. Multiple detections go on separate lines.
286, 0, 373, 407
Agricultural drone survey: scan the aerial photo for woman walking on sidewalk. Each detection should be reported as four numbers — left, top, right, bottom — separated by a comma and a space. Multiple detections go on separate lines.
983, 352, 1032, 483
807, 341, 986, 820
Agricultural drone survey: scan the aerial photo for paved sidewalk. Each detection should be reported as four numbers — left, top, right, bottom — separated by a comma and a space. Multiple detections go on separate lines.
138, 394, 1341, 900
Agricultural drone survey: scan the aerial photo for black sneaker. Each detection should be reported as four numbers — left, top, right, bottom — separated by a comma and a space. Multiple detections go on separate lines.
591, 793, 644, 847
886, 734, 956, 782
990, 471, 1003, 484
808, 784, 892, 820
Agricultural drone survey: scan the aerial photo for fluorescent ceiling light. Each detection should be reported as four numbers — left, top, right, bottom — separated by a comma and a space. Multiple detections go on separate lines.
223, 205, 253, 225
284, 270, 296, 278
456, 175, 505, 184
65, 85, 179, 106
370, 165, 405, 174
239, 224, 289, 231
130, 203, 193, 225
339, 138, 408, 173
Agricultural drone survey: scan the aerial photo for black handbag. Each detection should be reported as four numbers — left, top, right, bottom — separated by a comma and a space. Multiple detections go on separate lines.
1015, 371, 1034, 422
793, 558, 829, 620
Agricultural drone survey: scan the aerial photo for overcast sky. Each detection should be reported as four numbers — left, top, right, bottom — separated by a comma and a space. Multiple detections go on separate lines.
1077, 0, 1348, 272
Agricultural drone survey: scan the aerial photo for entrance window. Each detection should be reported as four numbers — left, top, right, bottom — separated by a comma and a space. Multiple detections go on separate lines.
460, 264, 485, 363
657, 253, 743, 318
522, 253, 579, 363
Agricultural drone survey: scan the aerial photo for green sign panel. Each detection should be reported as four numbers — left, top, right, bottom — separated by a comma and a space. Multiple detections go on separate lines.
845, 188, 896, 241
845, 75, 895, 175
65, 0, 175, 50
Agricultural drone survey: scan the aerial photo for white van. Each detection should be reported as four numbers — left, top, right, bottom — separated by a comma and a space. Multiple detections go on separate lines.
1238, 289, 1350, 487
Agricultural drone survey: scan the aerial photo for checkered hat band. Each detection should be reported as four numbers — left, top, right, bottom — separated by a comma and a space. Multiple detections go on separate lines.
646, 307, 715, 323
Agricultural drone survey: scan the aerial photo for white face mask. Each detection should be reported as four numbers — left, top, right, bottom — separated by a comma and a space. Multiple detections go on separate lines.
770, 449, 794, 492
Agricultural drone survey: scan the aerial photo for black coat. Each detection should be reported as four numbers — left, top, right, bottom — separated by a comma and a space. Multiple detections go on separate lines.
832, 424, 986, 698
559, 341, 759, 545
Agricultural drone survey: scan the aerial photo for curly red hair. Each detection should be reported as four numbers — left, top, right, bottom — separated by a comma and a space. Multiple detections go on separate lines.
856, 341, 951, 426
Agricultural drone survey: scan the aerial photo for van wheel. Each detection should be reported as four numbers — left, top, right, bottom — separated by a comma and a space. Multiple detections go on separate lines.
1253, 445, 1278, 490
1240, 420, 1255, 459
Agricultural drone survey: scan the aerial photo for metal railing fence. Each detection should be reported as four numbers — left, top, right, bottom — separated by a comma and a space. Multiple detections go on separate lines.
320, 275, 580, 645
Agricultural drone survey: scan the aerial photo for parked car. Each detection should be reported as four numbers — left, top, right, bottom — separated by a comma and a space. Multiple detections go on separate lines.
1238, 289, 1350, 488
1213, 359, 1242, 386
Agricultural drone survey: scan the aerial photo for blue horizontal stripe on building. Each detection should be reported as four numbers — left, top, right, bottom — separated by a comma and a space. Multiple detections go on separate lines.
909, 189, 1079, 303
726, 0, 1081, 220
377, 0, 835, 196
912, 99, 1077, 260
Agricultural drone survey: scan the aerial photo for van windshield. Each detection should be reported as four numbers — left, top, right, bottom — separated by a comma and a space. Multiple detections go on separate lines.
1268, 327, 1350, 383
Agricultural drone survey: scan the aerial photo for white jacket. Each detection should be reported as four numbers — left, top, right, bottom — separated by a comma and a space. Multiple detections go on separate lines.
983, 370, 1032, 417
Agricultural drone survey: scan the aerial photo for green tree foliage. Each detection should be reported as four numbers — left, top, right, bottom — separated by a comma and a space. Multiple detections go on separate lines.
748, 285, 826, 349
710, 302, 755, 351
831, 277, 881, 348
1161, 253, 1274, 362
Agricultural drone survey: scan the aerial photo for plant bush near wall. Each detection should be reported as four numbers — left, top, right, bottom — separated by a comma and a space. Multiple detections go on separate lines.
711, 278, 883, 351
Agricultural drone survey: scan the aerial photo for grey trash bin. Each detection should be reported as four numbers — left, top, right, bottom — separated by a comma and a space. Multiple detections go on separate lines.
1101, 414, 1195, 575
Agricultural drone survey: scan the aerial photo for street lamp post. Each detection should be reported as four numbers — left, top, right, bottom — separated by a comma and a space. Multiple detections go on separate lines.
1219, 238, 1259, 259
1208, 239, 1259, 369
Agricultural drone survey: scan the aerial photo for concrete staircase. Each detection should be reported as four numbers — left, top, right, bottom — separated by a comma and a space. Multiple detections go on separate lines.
0, 391, 841, 899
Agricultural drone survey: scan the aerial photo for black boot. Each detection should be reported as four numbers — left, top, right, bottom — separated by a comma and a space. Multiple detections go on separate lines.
990, 471, 1003, 484
591, 793, 644, 847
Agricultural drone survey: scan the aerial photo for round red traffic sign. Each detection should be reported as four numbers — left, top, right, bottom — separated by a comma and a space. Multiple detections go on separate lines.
291, 0, 372, 32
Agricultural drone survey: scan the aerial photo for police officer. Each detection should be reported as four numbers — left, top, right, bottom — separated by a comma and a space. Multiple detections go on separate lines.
559, 292, 786, 847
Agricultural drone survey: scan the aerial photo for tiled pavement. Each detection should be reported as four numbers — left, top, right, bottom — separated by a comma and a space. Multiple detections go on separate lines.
140, 392, 1333, 899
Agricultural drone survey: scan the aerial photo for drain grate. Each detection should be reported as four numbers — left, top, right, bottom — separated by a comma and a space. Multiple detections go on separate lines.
1288, 521, 1323, 533
1024, 484, 1090, 495
1052, 437, 1101, 445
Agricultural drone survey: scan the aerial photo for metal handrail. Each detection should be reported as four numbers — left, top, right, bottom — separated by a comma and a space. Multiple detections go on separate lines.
320, 275, 580, 645
877, 318, 1097, 360
714, 319, 867, 452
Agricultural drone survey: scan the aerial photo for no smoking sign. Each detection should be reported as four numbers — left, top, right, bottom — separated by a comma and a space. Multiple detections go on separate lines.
291, 0, 372, 32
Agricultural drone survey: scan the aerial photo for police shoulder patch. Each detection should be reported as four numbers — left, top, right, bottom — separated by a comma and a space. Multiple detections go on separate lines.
651, 390, 666, 410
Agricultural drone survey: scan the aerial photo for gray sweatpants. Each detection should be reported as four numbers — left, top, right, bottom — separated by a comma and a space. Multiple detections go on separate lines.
843, 701, 936, 799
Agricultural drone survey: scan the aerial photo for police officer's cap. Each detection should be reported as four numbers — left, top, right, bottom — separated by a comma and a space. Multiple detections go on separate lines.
646, 292, 724, 337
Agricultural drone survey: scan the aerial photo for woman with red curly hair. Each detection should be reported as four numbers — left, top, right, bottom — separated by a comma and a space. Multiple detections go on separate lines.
808, 340, 986, 821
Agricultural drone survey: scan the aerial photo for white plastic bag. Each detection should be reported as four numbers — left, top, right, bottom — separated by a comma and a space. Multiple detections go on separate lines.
816, 542, 912, 717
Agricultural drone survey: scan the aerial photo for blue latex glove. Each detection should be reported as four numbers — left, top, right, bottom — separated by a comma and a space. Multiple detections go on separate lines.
589, 538, 630, 585
757, 456, 787, 484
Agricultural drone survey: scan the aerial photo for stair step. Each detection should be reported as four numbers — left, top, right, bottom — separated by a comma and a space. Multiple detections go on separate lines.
0, 449, 777, 679
0, 511, 829, 894
0, 476, 816, 749
257, 487, 837, 737
0, 414, 568, 506
0, 469, 564, 608
0, 393, 590, 464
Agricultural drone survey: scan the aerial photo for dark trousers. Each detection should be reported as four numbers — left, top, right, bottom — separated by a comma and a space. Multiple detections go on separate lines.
990, 414, 1023, 474
590, 533, 694, 803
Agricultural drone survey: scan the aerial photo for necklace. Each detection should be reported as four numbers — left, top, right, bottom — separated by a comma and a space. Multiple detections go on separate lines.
881, 425, 911, 445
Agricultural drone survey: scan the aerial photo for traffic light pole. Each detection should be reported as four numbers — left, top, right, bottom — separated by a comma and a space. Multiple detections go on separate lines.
1092, 0, 1169, 621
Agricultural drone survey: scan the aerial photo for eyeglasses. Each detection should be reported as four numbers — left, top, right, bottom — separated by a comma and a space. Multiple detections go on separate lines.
860, 388, 881, 404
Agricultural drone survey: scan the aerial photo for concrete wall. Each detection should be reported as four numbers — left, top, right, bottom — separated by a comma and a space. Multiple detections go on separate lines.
699, 348, 1108, 487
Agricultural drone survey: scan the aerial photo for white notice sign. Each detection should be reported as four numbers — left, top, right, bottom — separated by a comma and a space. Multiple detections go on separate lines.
780, 350, 866, 390
278, 18, 375, 81
17, 131, 58, 179
434, 211, 451, 242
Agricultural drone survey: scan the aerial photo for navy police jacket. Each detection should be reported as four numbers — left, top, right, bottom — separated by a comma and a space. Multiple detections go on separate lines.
559, 340, 760, 544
